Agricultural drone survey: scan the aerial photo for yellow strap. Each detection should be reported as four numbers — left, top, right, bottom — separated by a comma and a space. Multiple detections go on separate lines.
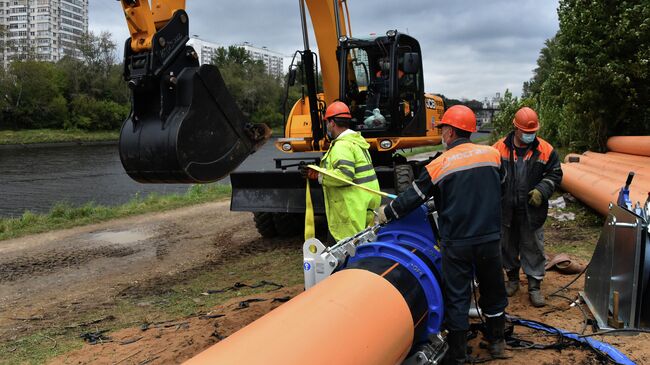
304, 179, 315, 241
308, 165, 397, 199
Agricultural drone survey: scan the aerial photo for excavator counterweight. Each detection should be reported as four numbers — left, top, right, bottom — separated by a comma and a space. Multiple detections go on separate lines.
119, 1, 270, 183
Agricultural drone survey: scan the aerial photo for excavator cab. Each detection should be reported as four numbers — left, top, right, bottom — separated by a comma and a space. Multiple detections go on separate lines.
340, 33, 426, 138
118, 1, 270, 184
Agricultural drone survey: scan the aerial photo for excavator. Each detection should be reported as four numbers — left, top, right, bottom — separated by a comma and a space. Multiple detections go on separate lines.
118, 0, 444, 237
117, 2, 451, 363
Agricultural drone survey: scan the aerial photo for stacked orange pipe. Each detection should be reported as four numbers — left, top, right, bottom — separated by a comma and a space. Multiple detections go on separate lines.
561, 136, 650, 216
606, 136, 650, 157
184, 269, 414, 365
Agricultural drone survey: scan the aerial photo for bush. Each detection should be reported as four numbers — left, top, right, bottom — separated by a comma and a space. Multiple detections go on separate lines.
67, 95, 129, 131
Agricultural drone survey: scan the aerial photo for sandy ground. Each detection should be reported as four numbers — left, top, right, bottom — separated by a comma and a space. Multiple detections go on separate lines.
1, 201, 648, 364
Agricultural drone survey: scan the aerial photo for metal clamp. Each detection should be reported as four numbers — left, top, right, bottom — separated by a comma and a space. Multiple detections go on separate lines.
303, 225, 381, 289
608, 217, 639, 228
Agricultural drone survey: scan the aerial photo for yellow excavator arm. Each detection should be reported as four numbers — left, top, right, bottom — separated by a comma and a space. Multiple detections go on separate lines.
116, 0, 354, 184
117, 1, 441, 185
120, 0, 186, 52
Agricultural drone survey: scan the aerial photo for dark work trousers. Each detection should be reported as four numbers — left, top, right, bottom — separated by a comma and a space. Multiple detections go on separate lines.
441, 240, 508, 331
501, 211, 546, 280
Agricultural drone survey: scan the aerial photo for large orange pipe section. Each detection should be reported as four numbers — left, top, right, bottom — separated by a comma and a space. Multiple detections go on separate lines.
565, 154, 650, 184
561, 163, 648, 216
567, 153, 650, 175
185, 269, 414, 365
606, 136, 650, 157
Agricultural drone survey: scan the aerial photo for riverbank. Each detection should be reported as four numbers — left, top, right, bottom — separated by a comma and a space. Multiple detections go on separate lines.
0, 129, 119, 146
0, 184, 231, 242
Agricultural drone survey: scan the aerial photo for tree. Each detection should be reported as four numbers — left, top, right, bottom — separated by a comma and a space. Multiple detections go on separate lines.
436, 94, 483, 111
490, 89, 536, 143
526, 1, 650, 150
3, 61, 68, 129
211, 46, 285, 128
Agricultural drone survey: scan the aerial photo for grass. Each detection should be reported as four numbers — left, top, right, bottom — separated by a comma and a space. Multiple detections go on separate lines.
0, 184, 232, 242
0, 129, 119, 145
0, 241, 303, 365
544, 192, 604, 261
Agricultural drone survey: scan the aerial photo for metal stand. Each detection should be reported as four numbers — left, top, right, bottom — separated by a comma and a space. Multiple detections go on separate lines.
581, 204, 650, 330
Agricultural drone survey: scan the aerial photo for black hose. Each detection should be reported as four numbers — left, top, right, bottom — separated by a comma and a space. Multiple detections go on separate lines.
549, 293, 590, 334
578, 328, 650, 338
548, 263, 590, 297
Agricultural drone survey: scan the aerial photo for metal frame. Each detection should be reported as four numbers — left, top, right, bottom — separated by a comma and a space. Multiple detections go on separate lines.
581, 204, 649, 330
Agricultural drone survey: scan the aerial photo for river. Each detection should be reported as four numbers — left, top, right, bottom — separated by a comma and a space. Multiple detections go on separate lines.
0, 133, 488, 218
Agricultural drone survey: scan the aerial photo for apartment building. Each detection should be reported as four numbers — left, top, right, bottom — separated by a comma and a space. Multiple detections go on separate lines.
187, 37, 285, 78
0, 0, 88, 67
239, 42, 284, 78
187, 37, 223, 65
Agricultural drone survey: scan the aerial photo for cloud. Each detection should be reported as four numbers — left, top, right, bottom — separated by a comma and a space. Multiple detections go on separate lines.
90, 0, 558, 100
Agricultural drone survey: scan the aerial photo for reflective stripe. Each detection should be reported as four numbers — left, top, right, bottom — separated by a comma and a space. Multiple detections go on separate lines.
412, 181, 426, 200
432, 161, 500, 185
353, 174, 378, 185
335, 160, 355, 168
484, 311, 504, 318
340, 167, 354, 179
542, 178, 555, 189
389, 201, 400, 219
356, 164, 374, 173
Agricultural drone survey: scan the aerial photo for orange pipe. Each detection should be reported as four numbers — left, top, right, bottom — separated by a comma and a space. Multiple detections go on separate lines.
561, 163, 648, 216
605, 152, 650, 165
565, 153, 650, 177
582, 151, 650, 168
564, 157, 650, 185
607, 136, 650, 157
185, 269, 414, 365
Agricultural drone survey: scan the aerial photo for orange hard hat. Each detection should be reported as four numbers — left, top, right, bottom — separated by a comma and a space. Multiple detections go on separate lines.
513, 107, 539, 132
436, 105, 477, 133
324, 101, 352, 120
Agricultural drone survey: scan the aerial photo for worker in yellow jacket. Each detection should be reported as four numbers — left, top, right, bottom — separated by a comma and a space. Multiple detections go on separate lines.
301, 101, 381, 243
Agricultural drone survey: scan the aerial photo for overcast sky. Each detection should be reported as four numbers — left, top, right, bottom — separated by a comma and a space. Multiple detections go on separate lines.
90, 1, 559, 101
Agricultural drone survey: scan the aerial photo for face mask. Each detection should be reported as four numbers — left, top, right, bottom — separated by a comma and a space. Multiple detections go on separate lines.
521, 133, 536, 144
441, 129, 449, 149
326, 122, 335, 140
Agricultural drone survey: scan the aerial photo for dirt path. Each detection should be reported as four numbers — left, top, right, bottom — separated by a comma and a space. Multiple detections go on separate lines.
51, 269, 650, 365
0, 201, 260, 342
3, 201, 649, 364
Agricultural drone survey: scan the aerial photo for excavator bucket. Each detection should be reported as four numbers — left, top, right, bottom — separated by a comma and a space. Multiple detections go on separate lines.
119, 9, 270, 184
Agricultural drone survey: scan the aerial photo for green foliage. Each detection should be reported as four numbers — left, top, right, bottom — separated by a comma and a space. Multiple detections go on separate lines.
0, 184, 231, 241
0, 31, 129, 132
526, 1, 650, 150
2, 61, 68, 129
490, 90, 536, 142
211, 46, 286, 129
437, 95, 484, 111
66, 95, 129, 130
0, 129, 119, 145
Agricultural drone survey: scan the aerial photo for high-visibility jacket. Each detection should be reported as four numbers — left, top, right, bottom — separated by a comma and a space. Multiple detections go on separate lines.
320, 130, 381, 241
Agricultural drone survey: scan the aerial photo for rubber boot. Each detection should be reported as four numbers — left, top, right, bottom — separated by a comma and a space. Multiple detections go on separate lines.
443, 330, 467, 365
528, 276, 546, 307
485, 314, 507, 359
505, 270, 519, 297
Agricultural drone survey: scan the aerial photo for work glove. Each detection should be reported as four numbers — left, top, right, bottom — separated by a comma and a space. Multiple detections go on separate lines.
376, 205, 390, 225
299, 162, 319, 181
528, 189, 544, 207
